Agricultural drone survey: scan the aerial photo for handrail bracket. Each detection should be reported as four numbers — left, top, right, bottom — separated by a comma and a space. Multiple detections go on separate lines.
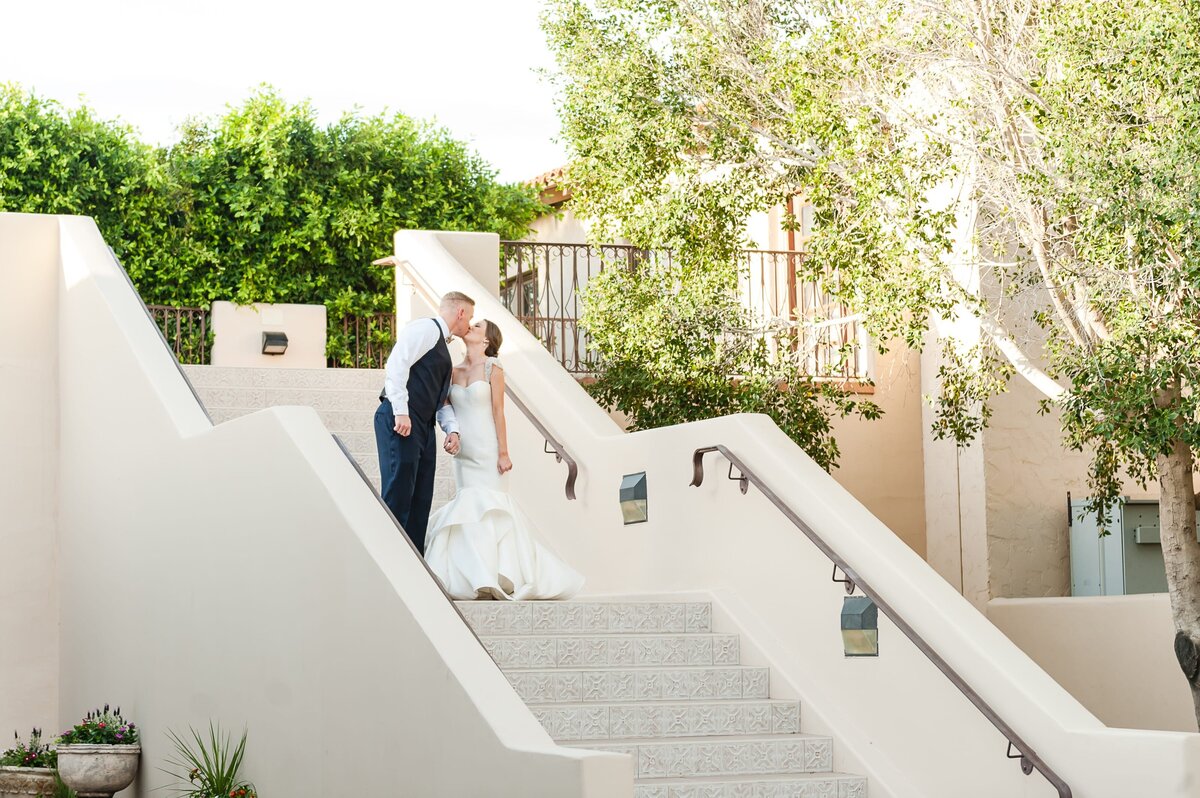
727, 462, 749, 494
831, 564, 857, 595
1006, 741, 1035, 776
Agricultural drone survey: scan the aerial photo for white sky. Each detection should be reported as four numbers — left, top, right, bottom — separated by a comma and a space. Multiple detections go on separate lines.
0, 0, 568, 183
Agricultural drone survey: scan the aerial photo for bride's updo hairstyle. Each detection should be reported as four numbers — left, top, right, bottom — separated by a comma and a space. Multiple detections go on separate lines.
484, 320, 503, 358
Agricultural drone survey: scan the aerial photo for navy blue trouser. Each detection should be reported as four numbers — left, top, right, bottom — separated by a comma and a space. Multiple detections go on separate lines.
374, 399, 438, 553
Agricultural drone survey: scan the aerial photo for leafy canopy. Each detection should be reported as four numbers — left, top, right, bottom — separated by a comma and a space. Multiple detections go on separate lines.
543, 0, 955, 464
0, 84, 544, 337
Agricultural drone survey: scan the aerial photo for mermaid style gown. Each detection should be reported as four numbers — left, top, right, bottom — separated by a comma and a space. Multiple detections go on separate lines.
424, 361, 584, 601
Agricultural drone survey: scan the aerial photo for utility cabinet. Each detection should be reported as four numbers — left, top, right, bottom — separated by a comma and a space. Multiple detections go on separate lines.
1069, 497, 1200, 596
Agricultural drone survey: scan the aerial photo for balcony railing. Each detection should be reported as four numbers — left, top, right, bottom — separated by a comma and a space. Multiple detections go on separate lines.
500, 241, 865, 380
146, 305, 211, 365
147, 245, 864, 380
327, 312, 397, 369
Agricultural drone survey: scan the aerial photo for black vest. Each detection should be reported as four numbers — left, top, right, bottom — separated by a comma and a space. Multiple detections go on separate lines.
403, 319, 452, 425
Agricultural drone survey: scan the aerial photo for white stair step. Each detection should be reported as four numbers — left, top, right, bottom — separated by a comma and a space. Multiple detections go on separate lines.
197, 387, 379, 413
457, 601, 712, 635
194, 386, 266, 408
207, 407, 379, 440
182, 365, 384, 390
262, 387, 382, 412
565, 734, 834, 778
531, 699, 799, 741
505, 665, 768, 704
634, 772, 867, 798
316, 409, 385, 431
482, 633, 739, 668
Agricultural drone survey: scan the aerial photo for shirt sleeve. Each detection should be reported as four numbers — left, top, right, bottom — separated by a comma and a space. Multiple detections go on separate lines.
383, 320, 439, 417
436, 401, 459, 436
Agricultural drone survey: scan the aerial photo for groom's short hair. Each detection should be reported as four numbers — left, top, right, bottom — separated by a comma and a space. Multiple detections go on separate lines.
440, 291, 475, 310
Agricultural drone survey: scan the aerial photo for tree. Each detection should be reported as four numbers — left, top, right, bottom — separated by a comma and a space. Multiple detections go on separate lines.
542, 0, 952, 468
0, 83, 168, 262
0, 85, 545, 361
543, 0, 1200, 721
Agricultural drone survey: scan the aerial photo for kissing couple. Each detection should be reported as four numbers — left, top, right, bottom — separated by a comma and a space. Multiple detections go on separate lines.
373, 290, 583, 601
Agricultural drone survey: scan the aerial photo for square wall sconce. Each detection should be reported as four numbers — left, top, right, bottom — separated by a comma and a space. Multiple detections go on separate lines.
841, 596, 879, 657
619, 472, 648, 525
261, 330, 289, 355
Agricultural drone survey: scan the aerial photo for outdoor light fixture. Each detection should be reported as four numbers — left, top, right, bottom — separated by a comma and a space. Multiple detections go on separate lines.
261, 331, 289, 355
841, 596, 879, 657
619, 472, 648, 524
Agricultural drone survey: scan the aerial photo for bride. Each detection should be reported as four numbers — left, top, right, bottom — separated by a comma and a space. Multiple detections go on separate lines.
424, 319, 584, 601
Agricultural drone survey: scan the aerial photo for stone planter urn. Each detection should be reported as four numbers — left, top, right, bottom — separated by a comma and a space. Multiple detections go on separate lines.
0, 766, 56, 798
56, 745, 140, 798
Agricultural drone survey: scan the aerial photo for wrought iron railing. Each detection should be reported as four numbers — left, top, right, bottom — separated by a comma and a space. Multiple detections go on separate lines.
740, 250, 864, 380
328, 312, 397, 369
499, 242, 865, 380
146, 305, 211, 365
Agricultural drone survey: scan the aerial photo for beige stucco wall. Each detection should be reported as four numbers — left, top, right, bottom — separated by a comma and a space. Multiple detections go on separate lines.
210, 301, 327, 369
528, 206, 596, 244
394, 229, 1200, 798
988, 595, 1198, 733
50, 216, 626, 797
829, 346, 926, 557
0, 214, 60, 738
984, 379, 1087, 598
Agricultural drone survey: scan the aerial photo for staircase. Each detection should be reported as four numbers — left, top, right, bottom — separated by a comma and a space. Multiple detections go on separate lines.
458, 600, 868, 798
182, 365, 456, 506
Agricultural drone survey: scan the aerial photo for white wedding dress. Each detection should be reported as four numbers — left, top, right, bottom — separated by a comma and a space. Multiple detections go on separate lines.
425, 360, 584, 601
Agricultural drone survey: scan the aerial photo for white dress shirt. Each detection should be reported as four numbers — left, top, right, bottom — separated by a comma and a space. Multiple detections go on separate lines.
384, 317, 460, 435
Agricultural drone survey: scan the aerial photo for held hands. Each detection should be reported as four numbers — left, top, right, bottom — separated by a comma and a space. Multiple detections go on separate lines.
444, 432, 461, 455
393, 414, 412, 436
497, 453, 513, 475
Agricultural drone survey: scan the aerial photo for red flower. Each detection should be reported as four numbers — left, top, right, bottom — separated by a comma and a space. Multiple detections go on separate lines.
97, 722, 107, 729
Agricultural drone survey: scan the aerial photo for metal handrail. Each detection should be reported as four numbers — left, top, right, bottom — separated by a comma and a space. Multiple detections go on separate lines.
690, 444, 1072, 798
380, 254, 580, 501
503, 388, 579, 501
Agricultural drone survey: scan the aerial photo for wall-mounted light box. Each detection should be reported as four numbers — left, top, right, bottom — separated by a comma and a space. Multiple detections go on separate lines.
841, 596, 878, 657
261, 330, 289, 355
620, 472, 648, 525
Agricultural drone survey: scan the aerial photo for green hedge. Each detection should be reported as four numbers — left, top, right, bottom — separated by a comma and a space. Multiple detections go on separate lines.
0, 84, 544, 356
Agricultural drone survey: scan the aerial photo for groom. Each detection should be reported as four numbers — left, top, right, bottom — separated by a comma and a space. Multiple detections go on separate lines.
374, 291, 475, 552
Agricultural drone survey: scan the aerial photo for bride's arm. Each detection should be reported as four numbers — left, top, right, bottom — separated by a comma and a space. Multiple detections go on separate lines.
490, 364, 513, 474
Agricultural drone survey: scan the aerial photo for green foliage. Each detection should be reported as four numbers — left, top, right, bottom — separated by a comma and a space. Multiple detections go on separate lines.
0, 84, 545, 353
543, 0, 952, 460
162, 724, 256, 798
929, 342, 1015, 445
581, 257, 880, 470
0, 83, 167, 265
57, 706, 138, 746
544, 0, 1200, 514
1, 728, 55, 768
543, 0, 958, 350
1033, 0, 1200, 517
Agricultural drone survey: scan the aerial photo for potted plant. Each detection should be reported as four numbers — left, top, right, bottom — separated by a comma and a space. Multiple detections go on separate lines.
0, 729, 56, 798
162, 724, 256, 798
55, 707, 139, 798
